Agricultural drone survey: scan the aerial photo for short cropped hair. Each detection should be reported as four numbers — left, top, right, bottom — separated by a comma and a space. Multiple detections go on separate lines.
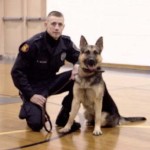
47, 11, 64, 18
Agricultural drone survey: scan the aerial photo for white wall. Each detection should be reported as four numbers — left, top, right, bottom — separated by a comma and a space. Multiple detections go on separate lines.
46, 0, 150, 66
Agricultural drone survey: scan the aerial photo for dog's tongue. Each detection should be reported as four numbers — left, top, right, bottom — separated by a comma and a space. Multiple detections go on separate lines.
87, 65, 96, 71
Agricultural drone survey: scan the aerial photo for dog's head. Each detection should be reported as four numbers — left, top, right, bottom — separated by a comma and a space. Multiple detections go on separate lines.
79, 35, 103, 72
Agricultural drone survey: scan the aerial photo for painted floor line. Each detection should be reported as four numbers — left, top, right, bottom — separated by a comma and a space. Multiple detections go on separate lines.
118, 125, 150, 128
0, 129, 30, 135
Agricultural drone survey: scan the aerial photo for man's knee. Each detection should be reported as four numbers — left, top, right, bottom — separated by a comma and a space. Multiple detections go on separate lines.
19, 101, 43, 131
27, 120, 43, 131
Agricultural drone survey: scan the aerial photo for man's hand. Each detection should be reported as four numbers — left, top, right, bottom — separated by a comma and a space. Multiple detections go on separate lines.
70, 64, 79, 80
30, 94, 46, 107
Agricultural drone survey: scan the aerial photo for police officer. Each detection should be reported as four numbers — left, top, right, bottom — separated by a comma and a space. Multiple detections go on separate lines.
11, 11, 81, 131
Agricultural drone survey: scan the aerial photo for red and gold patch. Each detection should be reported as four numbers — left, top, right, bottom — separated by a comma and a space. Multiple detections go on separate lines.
20, 43, 29, 52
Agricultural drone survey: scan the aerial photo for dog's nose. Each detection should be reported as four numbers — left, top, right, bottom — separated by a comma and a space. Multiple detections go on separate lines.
88, 58, 95, 66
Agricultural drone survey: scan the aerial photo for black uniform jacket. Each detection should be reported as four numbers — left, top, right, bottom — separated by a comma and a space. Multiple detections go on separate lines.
11, 31, 80, 100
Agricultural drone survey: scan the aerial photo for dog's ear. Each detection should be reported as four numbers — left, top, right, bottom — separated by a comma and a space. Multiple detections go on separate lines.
95, 37, 103, 52
80, 35, 88, 49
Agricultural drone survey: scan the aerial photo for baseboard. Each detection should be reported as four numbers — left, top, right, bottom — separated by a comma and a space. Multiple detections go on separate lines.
65, 61, 150, 71
102, 63, 150, 71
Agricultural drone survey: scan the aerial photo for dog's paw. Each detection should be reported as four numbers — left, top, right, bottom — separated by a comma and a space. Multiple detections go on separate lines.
93, 129, 103, 136
59, 127, 71, 133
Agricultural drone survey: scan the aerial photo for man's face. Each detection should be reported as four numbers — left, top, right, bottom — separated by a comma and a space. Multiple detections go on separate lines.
45, 16, 65, 40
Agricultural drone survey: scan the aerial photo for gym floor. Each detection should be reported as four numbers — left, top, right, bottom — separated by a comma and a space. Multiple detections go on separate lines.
0, 61, 150, 150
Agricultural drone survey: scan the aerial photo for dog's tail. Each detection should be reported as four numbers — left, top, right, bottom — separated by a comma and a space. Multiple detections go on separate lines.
119, 116, 146, 125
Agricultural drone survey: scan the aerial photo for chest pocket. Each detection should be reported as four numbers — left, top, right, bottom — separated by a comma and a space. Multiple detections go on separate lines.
51, 52, 66, 72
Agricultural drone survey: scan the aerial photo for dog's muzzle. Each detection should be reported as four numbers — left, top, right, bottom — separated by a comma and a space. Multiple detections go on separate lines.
84, 58, 97, 71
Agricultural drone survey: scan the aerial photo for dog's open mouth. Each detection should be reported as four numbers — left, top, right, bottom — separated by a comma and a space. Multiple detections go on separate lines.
87, 65, 97, 71
84, 59, 97, 71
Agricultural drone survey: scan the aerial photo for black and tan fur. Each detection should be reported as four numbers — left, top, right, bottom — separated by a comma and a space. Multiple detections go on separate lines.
59, 35, 146, 136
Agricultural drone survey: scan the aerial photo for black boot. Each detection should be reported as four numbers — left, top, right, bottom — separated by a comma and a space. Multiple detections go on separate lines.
19, 105, 26, 119
56, 107, 81, 132
56, 107, 69, 126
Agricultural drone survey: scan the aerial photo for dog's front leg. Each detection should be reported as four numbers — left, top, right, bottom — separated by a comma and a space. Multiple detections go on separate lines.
59, 99, 80, 133
93, 98, 103, 136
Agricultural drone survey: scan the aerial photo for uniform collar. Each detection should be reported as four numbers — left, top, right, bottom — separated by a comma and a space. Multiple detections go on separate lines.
44, 31, 67, 56
45, 31, 60, 47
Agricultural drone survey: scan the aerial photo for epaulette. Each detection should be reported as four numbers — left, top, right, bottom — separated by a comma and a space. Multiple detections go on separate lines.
62, 35, 71, 40
19, 32, 44, 53
27, 32, 44, 44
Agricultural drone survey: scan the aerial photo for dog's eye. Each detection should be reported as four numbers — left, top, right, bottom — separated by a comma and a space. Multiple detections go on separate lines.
81, 48, 85, 53
85, 50, 90, 55
93, 50, 99, 55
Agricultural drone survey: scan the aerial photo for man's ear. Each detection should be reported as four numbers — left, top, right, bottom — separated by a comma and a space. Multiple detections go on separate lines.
62, 24, 65, 30
44, 20, 48, 28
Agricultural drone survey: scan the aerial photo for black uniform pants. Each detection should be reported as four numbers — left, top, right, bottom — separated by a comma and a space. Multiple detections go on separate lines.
19, 70, 74, 131
19, 70, 116, 131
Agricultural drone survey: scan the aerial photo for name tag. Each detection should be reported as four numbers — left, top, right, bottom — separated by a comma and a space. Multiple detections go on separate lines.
37, 60, 47, 64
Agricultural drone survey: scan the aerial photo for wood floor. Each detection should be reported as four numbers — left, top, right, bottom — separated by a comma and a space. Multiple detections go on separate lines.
0, 62, 150, 150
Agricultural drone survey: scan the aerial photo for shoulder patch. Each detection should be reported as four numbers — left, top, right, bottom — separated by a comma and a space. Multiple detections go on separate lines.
20, 43, 29, 52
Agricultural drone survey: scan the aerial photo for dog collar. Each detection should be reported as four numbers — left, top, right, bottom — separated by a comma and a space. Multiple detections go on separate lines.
82, 67, 102, 73
82, 68, 96, 73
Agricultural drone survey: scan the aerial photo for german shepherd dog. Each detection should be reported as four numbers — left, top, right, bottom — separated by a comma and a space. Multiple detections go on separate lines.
59, 35, 146, 136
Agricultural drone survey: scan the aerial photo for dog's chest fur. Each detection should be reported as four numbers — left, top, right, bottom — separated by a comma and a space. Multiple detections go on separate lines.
75, 76, 94, 88
75, 71, 103, 88
74, 72, 104, 111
